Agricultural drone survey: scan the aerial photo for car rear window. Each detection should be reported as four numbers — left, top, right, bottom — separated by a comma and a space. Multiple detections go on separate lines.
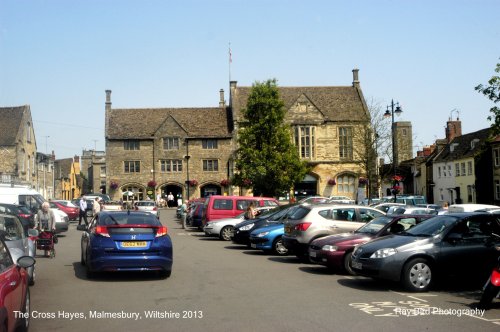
136, 202, 155, 207
288, 206, 311, 220
98, 214, 159, 226
263, 200, 278, 206
213, 199, 234, 210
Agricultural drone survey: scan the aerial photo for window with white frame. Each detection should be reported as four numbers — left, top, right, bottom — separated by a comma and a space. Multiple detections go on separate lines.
494, 148, 500, 167
160, 159, 183, 172
455, 163, 460, 177
447, 165, 452, 177
163, 137, 180, 150
467, 161, 473, 175
461, 162, 466, 176
337, 174, 355, 193
294, 126, 316, 159
467, 185, 473, 202
438, 166, 441, 178
100, 166, 106, 177
338, 127, 353, 160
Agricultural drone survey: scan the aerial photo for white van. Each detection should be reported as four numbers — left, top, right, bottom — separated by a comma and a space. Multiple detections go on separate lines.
447, 203, 500, 213
0, 184, 45, 213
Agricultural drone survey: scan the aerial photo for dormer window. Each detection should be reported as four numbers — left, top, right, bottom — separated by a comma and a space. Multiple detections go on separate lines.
471, 139, 480, 149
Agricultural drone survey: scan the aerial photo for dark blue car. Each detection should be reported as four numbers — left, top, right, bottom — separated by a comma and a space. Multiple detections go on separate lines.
78, 211, 173, 279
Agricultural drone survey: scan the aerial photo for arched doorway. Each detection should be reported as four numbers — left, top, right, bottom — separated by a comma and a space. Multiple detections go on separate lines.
120, 184, 145, 202
294, 174, 318, 200
160, 183, 183, 207
200, 183, 221, 198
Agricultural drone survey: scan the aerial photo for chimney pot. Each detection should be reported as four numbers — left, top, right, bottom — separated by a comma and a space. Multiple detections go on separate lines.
352, 68, 359, 87
219, 89, 225, 108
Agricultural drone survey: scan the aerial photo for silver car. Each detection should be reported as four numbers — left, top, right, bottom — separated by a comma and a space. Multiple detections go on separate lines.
134, 201, 158, 216
0, 213, 37, 285
283, 204, 386, 258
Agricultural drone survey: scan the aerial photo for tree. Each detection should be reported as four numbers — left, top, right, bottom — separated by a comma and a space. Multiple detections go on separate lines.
352, 98, 392, 201
476, 60, 500, 135
233, 79, 309, 197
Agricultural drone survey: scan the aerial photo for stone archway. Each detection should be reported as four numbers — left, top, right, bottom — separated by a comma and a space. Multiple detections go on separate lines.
159, 183, 184, 207
200, 183, 221, 198
294, 174, 318, 200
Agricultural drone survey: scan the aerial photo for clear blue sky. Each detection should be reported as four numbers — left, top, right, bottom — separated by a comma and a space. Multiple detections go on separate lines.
1, 0, 499, 159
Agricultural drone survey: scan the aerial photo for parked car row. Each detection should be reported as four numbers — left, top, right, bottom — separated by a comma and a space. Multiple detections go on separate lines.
186, 199, 500, 299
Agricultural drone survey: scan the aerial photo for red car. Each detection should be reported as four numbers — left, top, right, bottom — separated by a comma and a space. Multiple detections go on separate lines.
308, 214, 433, 275
50, 200, 79, 221
0, 238, 35, 332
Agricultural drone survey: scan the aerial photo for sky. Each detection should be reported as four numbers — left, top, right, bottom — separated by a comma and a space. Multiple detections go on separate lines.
1, 0, 499, 159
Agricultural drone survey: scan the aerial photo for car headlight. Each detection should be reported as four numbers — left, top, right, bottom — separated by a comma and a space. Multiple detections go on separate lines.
322, 245, 338, 252
256, 231, 269, 237
370, 248, 397, 259
239, 223, 254, 231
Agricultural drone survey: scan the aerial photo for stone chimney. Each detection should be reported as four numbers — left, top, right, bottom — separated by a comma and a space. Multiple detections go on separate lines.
219, 89, 225, 108
105, 90, 112, 112
445, 117, 462, 143
74, 155, 80, 162
352, 68, 360, 87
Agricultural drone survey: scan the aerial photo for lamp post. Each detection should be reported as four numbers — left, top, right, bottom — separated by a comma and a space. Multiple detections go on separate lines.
384, 100, 402, 199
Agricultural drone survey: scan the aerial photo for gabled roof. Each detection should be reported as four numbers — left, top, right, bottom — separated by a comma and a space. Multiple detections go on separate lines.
0, 106, 29, 145
106, 107, 232, 139
231, 85, 369, 123
433, 128, 491, 162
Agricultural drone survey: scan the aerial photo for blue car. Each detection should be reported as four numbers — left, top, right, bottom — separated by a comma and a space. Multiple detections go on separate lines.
249, 223, 288, 256
78, 211, 173, 279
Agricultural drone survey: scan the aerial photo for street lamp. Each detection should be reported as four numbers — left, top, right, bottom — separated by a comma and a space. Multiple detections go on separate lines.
384, 100, 403, 176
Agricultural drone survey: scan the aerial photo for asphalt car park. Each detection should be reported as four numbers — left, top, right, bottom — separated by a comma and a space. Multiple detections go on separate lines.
28, 208, 500, 331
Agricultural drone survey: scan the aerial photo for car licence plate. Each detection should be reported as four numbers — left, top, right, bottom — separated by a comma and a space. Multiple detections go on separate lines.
121, 241, 147, 248
251, 243, 257, 249
351, 261, 362, 270
309, 251, 316, 258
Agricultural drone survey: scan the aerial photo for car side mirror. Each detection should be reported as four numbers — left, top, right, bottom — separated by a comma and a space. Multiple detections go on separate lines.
76, 225, 88, 231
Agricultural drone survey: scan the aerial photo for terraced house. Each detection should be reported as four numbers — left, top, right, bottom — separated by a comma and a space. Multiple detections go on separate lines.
105, 69, 372, 203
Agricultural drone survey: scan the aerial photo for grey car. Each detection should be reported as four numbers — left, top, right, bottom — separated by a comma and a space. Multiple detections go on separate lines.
134, 201, 158, 216
0, 213, 37, 285
283, 204, 386, 258
351, 213, 500, 292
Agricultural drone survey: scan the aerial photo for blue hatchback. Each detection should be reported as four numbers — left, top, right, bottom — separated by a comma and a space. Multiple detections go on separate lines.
78, 211, 173, 278
249, 223, 288, 256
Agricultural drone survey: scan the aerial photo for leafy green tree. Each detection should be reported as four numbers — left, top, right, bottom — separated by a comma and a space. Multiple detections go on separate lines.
233, 79, 309, 197
476, 60, 500, 135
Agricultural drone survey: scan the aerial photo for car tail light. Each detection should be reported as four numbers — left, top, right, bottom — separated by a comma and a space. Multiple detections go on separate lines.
93, 226, 110, 237
18, 213, 31, 219
153, 207, 157, 211
155, 226, 168, 237
294, 222, 312, 231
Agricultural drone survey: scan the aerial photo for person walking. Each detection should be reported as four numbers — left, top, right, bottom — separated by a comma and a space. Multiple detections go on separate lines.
92, 197, 101, 215
79, 197, 88, 226
35, 202, 56, 256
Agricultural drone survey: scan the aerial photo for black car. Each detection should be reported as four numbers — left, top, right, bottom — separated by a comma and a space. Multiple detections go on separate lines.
232, 204, 298, 246
0, 203, 35, 235
351, 212, 500, 292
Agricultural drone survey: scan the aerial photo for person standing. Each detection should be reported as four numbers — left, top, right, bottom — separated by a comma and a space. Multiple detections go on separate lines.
167, 192, 174, 208
79, 197, 88, 226
244, 202, 256, 220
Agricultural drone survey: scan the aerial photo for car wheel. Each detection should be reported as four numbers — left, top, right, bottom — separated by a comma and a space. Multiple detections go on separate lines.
402, 258, 432, 292
343, 251, 355, 276
18, 288, 30, 332
272, 236, 288, 256
219, 226, 234, 241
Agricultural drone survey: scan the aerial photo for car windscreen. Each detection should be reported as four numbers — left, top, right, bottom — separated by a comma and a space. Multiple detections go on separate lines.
405, 215, 458, 237
356, 216, 393, 234
98, 213, 160, 226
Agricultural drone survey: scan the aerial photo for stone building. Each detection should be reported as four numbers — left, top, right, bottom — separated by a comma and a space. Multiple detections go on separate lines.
105, 90, 234, 202
53, 156, 82, 200
81, 149, 106, 194
104, 69, 373, 202
229, 69, 371, 200
0, 105, 38, 187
